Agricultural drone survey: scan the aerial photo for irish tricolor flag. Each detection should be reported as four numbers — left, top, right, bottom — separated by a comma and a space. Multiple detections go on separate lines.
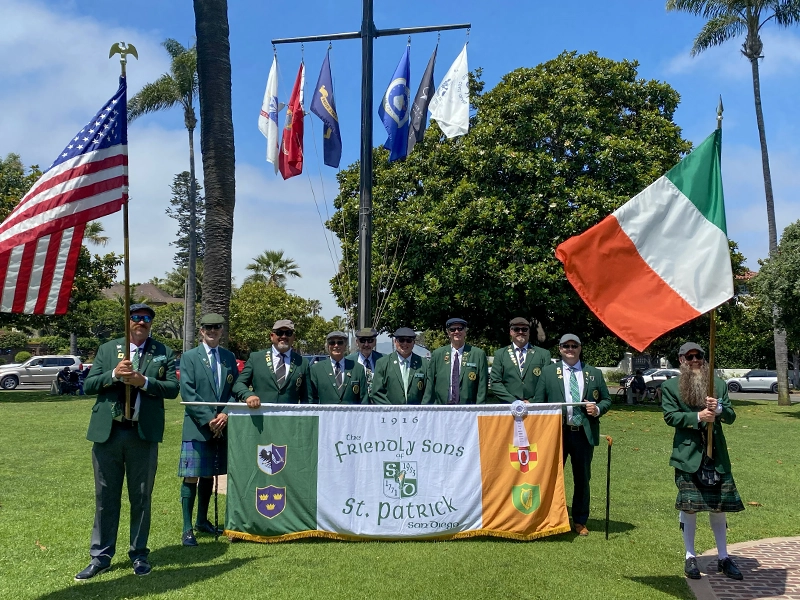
556, 129, 733, 351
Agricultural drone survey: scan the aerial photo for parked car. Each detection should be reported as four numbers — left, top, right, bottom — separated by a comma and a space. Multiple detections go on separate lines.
303, 355, 328, 366
643, 369, 681, 389
0, 355, 83, 390
726, 370, 778, 393
620, 368, 659, 387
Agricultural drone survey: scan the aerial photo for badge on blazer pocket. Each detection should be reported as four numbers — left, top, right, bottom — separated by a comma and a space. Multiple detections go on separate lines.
296, 376, 302, 389
533, 367, 541, 376
352, 383, 360, 395
468, 372, 477, 381
227, 373, 234, 384
158, 366, 165, 378
417, 380, 424, 391
592, 389, 599, 400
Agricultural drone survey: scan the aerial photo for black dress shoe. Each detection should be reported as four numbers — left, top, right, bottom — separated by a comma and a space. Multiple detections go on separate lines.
194, 520, 221, 535
718, 557, 743, 580
74, 563, 109, 581
182, 529, 198, 546
133, 558, 151, 576
684, 557, 701, 579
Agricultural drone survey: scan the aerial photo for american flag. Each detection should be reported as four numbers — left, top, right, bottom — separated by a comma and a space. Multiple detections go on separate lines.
0, 77, 128, 315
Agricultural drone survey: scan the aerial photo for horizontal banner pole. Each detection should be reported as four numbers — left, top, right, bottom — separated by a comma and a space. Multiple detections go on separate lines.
181, 402, 592, 409
272, 31, 361, 45
375, 23, 471, 38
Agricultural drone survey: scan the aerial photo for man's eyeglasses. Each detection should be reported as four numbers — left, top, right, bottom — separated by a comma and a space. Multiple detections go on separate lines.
448, 326, 465, 333
396, 337, 415, 344
684, 353, 704, 362
328, 340, 345, 347
202, 324, 223, 330
130, 315, 152, 324
273, 329, 294, 337
560, 344, 580, 350
358, 337, 376, 343
511, 327, 529, 333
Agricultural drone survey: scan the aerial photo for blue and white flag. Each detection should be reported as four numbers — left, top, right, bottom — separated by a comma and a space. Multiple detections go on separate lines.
258, 56, 282, 174
310, 51, 342, 169
378, 46, 411, 162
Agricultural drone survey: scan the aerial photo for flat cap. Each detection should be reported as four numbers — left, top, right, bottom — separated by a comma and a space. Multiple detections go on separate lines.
129, 303, 155, 318
445, 317, 467, 328
272, 319, 295, 331
559, 333, 582, 346
391, 327, 416, 338
326, 331, 348, 341
678, 342, 704, 356
355, 327, 378, 338
200, 313, 225, 326
509, 317, 530, 327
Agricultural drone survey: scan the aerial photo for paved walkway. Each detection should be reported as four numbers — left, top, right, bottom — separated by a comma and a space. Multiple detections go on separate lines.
688, 537, 800, 600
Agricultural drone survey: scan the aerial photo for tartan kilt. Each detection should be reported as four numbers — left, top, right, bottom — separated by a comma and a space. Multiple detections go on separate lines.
178, 439, 228, 477
674, 469, 744, 513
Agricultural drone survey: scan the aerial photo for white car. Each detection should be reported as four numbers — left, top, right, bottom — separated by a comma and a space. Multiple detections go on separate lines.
0, 355, 83, 390
726, 370, 778, 393
643, 369, 681, 389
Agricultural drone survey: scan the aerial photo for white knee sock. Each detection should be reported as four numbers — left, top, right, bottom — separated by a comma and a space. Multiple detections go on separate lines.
709, 512, 728, 560
680, 511, 697, 559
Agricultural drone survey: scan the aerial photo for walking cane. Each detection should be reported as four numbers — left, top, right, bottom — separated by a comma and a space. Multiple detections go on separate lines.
605, 435, 613, 540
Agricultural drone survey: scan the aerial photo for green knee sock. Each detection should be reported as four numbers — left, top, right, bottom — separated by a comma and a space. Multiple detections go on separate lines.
181, 480, 197, 533
196, 477, 214, 525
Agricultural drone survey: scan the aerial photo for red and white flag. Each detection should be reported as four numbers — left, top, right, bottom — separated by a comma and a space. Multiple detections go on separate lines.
279, 63, 305, 180
0, 78, 129, 314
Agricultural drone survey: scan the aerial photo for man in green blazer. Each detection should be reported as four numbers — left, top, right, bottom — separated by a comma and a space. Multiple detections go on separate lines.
310, 331, 368, 404
533, 334, 611, 536
423, 318, 488, 404
490, 317, 551, 403
345, 327, 384, 400
75, 304, 179, 581
177, 313, 239, 547
372, 327, 429, 405
233, 319, 309, 406
662, 342, 744, 581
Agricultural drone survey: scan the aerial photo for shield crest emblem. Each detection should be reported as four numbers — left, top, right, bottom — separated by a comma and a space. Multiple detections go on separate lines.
257, 444, 287, 475
383, 461, 418, 499
256, 486, 286, 519
511, 483, 541, 515
508, 443, 538, 473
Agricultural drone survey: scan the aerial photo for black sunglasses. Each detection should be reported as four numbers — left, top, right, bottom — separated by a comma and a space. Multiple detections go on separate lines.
202, 324, 223, 330
560, 344, 579, 350
396, 337, 415, 344
273, 329, 295, 337
684, 353, 704, 361
448, 326, 465, 332
130, 315, 152, 324
328, 340, 345, 346
511, 327, 529, 333
358, 337, 376, 343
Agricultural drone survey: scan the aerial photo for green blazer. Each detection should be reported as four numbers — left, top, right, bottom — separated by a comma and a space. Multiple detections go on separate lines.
422, 344, 488, 404
661, 376, 735, 473
372, 352, 428, 405
232, 348, 309, 404
490, 344, 551, 403
346, 350, 384, 402
84, 337, 179, 443
180, 344, 239, 442
532, 360, 611, 446
310, 358, 368, 404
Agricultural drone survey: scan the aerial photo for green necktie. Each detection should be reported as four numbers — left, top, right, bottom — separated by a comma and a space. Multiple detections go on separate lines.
569, 367, 583, 426
132, 347, 141, 371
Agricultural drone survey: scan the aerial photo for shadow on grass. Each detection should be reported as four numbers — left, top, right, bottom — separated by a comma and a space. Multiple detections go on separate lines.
778, 410, 800, 419
0, 390, 95, 403
627, 575, 692, 599
36, 557, 255, 600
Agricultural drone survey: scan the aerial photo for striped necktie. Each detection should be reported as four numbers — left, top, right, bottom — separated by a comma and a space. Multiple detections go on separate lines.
569, 367, 583, 426
276, 353, 287, 387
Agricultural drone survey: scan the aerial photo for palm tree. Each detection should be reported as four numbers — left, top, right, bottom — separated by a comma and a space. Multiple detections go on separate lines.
84, 221, 109, 247
193, 0, 236, 346
308, 299, 323, 317
245, 250, 302, 288
666, 0, 799, 406
128, 38, 200, 352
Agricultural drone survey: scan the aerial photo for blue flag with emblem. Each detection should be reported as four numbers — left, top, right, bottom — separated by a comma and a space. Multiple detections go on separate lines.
309, 51, 342, 168
378, 46, 411, 162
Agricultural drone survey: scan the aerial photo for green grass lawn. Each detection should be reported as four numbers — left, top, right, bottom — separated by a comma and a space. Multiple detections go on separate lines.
1, 392, 797, 600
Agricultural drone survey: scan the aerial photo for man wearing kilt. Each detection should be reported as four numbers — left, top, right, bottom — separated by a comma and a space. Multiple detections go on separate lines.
662, 342, 744, 581
178, 313, 239, 546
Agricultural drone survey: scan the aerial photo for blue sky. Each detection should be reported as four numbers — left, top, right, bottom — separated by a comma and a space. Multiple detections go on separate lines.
1, 0, 798, 319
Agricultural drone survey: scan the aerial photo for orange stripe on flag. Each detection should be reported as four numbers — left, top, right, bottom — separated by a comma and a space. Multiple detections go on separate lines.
556, 215, 700, 352
478, 413, 569, 539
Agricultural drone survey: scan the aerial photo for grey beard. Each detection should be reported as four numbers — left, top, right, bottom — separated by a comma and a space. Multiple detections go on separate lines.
678, 362, 709, 409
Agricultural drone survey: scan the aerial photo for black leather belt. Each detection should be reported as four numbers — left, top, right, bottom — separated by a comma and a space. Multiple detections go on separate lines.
112, 419, 138, 429
564, 425, 581, 431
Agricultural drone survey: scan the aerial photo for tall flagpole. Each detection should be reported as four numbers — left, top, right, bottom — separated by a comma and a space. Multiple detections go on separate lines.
110, 42, 138, 419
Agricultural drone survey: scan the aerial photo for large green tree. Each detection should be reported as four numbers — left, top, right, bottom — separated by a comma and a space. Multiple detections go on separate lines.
128, 38, 200, 351
328, 52, 692, 346
0, 154, 41, 222
166, 171, 206, 268
194, 0, 236, 345
665, 0, 800, 404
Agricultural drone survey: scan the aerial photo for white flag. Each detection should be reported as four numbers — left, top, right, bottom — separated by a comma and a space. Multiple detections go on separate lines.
258, 56, 282, 173
428, 44, 469, 138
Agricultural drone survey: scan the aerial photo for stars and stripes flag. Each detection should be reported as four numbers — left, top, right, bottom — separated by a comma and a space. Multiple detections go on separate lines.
0, 77, 128, 315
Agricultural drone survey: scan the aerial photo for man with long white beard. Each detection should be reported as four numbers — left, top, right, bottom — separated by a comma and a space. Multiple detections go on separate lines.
661, 342, 744, 581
